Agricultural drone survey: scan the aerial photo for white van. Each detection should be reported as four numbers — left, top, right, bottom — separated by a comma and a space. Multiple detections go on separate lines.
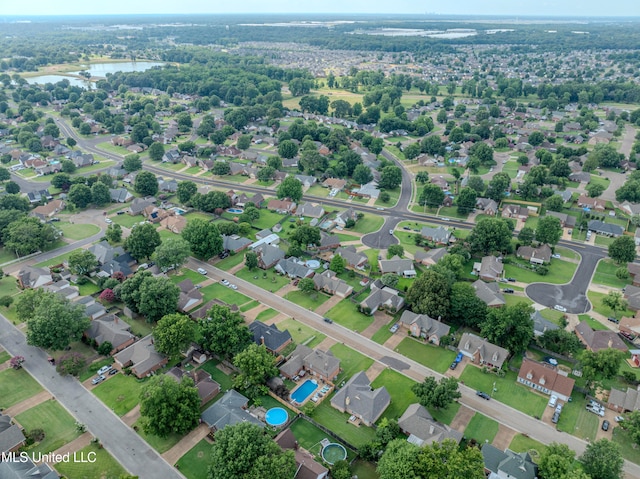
548, 394, 558, 408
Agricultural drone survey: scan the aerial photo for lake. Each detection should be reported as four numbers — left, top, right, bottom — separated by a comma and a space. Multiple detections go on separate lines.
25, 75, 89, 87
25, 61, 165, 87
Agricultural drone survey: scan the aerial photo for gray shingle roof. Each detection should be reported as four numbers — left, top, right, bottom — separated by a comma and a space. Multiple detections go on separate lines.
248, 321, 292, 353
201, 390, 263, 430
330, 371, 390, 425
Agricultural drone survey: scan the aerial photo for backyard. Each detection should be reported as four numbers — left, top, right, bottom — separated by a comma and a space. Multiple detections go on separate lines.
15, 400, 81, 454
289, 417, 359, 460
371, 369, 419, 423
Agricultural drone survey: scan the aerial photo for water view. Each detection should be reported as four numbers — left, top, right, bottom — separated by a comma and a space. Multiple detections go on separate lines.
25, 61, 165, 87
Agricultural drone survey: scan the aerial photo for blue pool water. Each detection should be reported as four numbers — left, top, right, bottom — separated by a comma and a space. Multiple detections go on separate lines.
227, 208, 244, 214
265, 407, 288, 427
290, 379, 318, 404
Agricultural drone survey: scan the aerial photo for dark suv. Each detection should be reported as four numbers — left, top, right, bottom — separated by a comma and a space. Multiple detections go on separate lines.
323, 317, 333, 324
476, 391, 490, 400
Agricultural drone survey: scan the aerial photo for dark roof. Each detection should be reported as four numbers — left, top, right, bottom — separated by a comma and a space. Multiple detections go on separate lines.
0, 459, 58, 479
0, 414, 25, 454
248, 321, 292, 353
201, 390, 263, 430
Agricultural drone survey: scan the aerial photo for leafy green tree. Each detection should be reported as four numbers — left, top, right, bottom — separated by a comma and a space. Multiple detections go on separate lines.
140, 375, 200, 437
538, 442, 576, 479
298, 277, 316, 295
134, 171, 159, 197
176, 181, 197, 205
353, 164, 373, 185
290, 225, 321, 248
148, 142, 165, 161
537, 329, 583, 357
153, 313, 196, 356
138, 276, 179, 323
586, 183, 605, 198
182, 219, 223, 260
545, 195, 565, 212
329, 254, 346, 274
536, 215, 563, 245
116, 271, 151, 314
26, 292, 90, 350
404, 143, 422, 160
467, 176, 485, 194
518, 227, 535, 246
380, 273, 399, 289
68, 250, 98, 275
580, 439, 623, 479
387, 244, 404, 258
51, 173, 72, 191
623, 410, 640, 447
105, 223, 122, 244
4, 181, 19, 194
470, 142, 494, 163
378, 166, 402, 189
125, 223, 161, 260
481, 302, 534, 354
91, 182, 111, 206
56, 352, 86, 377
5, 217, 57, 257
330, 461, 352, 479
602, 291, 629, 319
412, 376, 461, 410
468, 217, 513, 255
608, 235, 636, 264
278, 139, 298, 159
236, 134, 252, 150
245, 251, 258, 271
233, 343, 279, 398
418, 184, 445, 208
198, 305, 252, 359
208, 422, 296, 479
415, 171, 429, 183
449, 282, 488, 328
589, 143, 624, 169
123, 154, 142, 173
421, 135, 442, 155
61, 159, 77, 174
68, 183, 93, 208
406, 270, 451, 319
276, 176, 303, 202
456, 187, 477, 214
151, 237, 190, 272
486, 172, 511, 202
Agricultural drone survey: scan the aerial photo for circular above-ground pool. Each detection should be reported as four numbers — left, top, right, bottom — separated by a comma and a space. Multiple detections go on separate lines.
227, 207, 244, 214
306, 260, 321, 269
321, 443, 347, 465
265, 407, 288, 427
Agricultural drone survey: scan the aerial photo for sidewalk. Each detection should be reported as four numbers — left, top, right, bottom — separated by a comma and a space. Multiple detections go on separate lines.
162, 423, 210, 466
45, 432, 93, 464
3, 390, 52, 417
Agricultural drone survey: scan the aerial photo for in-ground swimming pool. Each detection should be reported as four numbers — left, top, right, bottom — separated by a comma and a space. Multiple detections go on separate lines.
227, 207, 244, 214
321, 443, 347, 465
290, 379, 318, 404
265, 407, 288, 427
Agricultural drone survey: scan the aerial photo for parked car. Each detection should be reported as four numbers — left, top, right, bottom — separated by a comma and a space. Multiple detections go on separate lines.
551, 253, 561, 259
450, 361, 458, 370
503, 288, 514, 293
507, 278, 516, 282
221, 279, 230, 286
608, 317, 619, 324
92, 375, 106, 385
323, 317, 333, 324
389, 323, 399, 333
109, 368, 118, 376
229, 284, 238, 290
619, 331, 636, 341
602, 420, 610, 431
554, 305, 567, 312
197, 268, 208, 275
476, 391, 490, 400
389, 229, 394, 235
97, 365, 112, 375
548, 394, 558, 408
552, 410, 560, 424
105, 218, 113, 224
615, 416, 625, 422
586, 405, 605, 417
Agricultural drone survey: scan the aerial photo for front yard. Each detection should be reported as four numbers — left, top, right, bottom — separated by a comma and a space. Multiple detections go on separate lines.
92, 374, 144, 416
284, 290, 331, 309
277, 318, 326, 349
325, 299, 373, 333
394, 337, 457, 374
503, 258, 577, 284
329, 343, 374, 386
55, 443, 128, 479
175, 439, 212, 479
464, 412, 499, 444
588, 290, 635, 318
0, 368, 44, 408
235, 267, 291, 292
15, 399, 81, 454
592, 259, 631, 289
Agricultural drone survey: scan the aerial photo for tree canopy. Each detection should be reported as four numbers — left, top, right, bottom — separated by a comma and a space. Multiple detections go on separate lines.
480, 302, 534, 354
182, 219, 223, 260
467, 217, 513, 255
412, 376, 461, 410
153, 313, 196, 356
233, 343, 278, 398
276, 175, 303, 202
151, 237, 190, 272
197, 304, 252, 359
125, 223, 161, 260
405, 270, 451, 319
608, 235, 637, 264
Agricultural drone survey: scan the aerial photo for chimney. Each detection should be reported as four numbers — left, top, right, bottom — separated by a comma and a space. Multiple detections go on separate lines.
429, 425, 435, 435
608, 338, 613, 348
260, 335, 265, 345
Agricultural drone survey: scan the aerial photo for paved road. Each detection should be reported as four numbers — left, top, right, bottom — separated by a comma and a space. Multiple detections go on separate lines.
0, 315, 183, 479
526, 246, 607, 314
192, 258, 640, 479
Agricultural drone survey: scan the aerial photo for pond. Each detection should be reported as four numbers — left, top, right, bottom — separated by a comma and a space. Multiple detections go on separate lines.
25, 75, 89, 88
69, 61, 165, 77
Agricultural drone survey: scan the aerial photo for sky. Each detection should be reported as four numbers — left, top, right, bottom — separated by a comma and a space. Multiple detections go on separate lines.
2, 0, 638, 17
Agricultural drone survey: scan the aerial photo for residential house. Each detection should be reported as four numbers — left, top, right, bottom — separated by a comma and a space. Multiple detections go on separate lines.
546, 211, 576, 228
26, 189, 52, 204
30, 199, 65, 221
608, 384, 640, 413
474, 255, 504, 282
129, 196, 156, 216
636, 228, 640, 247
472, 280, 506, 308
109, 188, 133, 203
482, 445, 538, 479
628, 263, 640, 286
76, 296, 107, 320
624, 285, 640, 312
619, 315, 640, 338
313, 270, 354, 298
89, 241, 125, 266
248, 321, 293, 355
295, 175, 317, 188
620, 201, 640, 217
553, 190, 573, 203
275, 257, 314, 279
330, 371, 390, 426
84, 314, 136, 355
334, 246, 368, 270
517, 358, 575, 402
166, 367, 220, 406
17, 266, 53, 289
162, 149, 181, 163
0, 413, 25, 454
296, 202, 325, 219
254, 244, 286, 270
318, 232, 340, 251
430, 176, 448, 191
157, 177, 178, 193
160, 214, 187, 234
502, 204, 530, 220
353, 181, 380, 199
458, 332, 509, 369
398, 310, 451, 344
587, 220, 624, 237
222, 234, 252, 253
334, 208, 358, 228
280, 344, 340, 383
322, 178, 347, 191
177, 279, 203, 313
189, 299, 239, 321
531, 311, 559, 337
414, 248, 447, 266
379, 256, 416, 277
267, 199, 296, 214
577, 195, 605, 211
114, 335, 168, 379
516, 244, 552, 264
398, 404, 462, 447
569, 172, 592, 183
275, 429, 329, 479
575, 320, 628, 352
143, 205, 171, 224
201, 390, 263, 432
476, 197, 499, 216
359, 280, 405, 314
42, 280, 79, 301
420, 226, 452, 245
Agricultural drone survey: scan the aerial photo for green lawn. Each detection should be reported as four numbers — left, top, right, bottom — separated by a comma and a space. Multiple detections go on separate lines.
78, 281, 101, 296
464, 413, 499, 444
200, 360, 234, 392
504, 294, 534, 308
509, 433, 547, 457
57, 222, 101, 240
255, 308, 279, 322
176, 439, 212, 479
0, 368, 44, 408
371, 317, 398, 345
78, 358, 114, 382
0, 278, 19, 299
235, 267, 291, 292
112, 214, 144, 229
394, 337, 456, 374
134, 418, 183, 453
592, 259, 631, 289
199, 283, 252, 307
252, 210, 287, 230
0, 350, 10, 364
325, 299, 373, 333
0, 248, 18, 264
595, 235, 617, 247
312, 400, 377, 448
371, 369, 419, 423
15, 400, 81, 454
438, 206, 469, 220
579, 314, 609, 331
556, 394, 599, 441
120, 315, 154, 337
93, 374, 144, 416
612, 426, 640, 465
277, 318, 326, 348
351, 460, 380, 479
588, 290, 635, 319
284, 290, 331, 310
329, 343, 374, 385
240, 300, 260, 312
458, 368, 547, 417
350, 213, 385, 234
393, 230, 421, 255
55, 443, 128, 479
34, 250, 76, 268
215, 253, 246, 270
503, 258, 577, 284
168, 268, 208, 285
290, 417, 359, 459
